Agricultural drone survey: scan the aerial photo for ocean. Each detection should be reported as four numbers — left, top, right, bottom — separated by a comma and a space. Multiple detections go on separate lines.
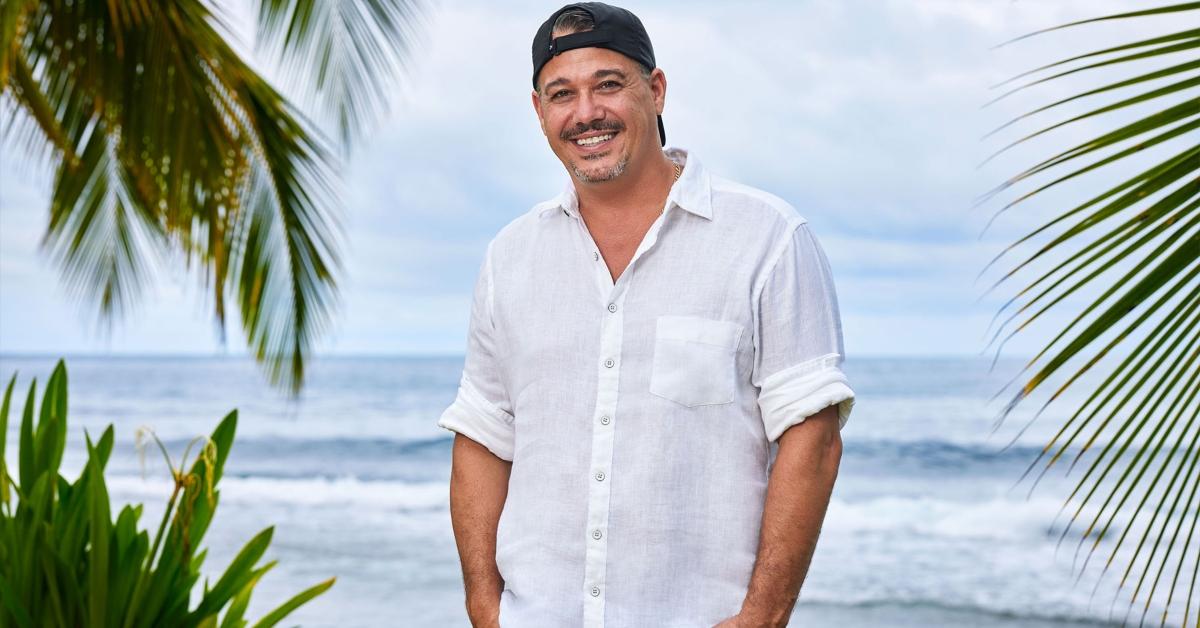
0, 354, 1186, 627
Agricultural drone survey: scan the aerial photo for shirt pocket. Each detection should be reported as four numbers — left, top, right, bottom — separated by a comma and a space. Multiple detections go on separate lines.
649, 315, 744, 407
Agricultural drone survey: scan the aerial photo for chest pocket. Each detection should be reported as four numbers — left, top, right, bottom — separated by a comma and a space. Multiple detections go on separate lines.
649, 315, 744, 407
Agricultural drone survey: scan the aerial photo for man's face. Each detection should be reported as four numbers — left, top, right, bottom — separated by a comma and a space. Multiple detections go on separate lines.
532, 45, 666, 184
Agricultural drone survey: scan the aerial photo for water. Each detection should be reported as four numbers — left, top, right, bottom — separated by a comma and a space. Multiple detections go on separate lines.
0, 354, 1190, 627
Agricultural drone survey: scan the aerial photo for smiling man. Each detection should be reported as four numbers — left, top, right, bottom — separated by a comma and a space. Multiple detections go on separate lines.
437, 3, 856, 627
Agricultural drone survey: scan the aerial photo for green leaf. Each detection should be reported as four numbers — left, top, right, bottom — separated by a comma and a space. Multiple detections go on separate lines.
220, 561, 276, 628
189, 410, 238, 544
255, 0, 423, 150
0, 572, 34, 628
86, 432, 111, 628
994, 2, 1200, 48
250, 576, 335, 628
5, 0, 423, 396
37, 360, 68, 484
0, 0, 37, 85
225, 76, 343, 395
0, 373, 15, 508
985, 37, 1200, 110
17, 378, 36, 494
39, 550, 69, 628
985, 3, 1200, 623
191, 527, 274, 619
8, 52, 76, 162
40, 110, 168, 332
0, 361, 331, 627
989, 28, 1200, 90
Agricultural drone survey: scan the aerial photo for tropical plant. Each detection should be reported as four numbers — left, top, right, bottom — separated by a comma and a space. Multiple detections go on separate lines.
0, 0, 421, 394
978, 3, 1200, 626
0, 359, 334, 626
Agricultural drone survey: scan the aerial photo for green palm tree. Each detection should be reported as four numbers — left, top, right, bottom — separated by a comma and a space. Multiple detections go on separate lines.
979, 3, 1200, 625
0, 0, 422, 394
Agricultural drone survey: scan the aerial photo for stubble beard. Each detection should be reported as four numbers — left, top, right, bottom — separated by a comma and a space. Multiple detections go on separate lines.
570, 149, 630, 183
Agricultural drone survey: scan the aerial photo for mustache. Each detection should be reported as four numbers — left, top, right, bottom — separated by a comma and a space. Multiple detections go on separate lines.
561, 120, 624, 141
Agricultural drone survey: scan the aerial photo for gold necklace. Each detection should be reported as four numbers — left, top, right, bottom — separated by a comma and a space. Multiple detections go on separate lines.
662, 162, 682, 215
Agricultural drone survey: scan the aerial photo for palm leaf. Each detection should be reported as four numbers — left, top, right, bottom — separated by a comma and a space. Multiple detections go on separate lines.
983, 3, 1200, 625
6, 53, 74, 161
0, 0, 420, 393
0, 0, 35, 86
39, 114, 168, 329
255, 0, 425, 152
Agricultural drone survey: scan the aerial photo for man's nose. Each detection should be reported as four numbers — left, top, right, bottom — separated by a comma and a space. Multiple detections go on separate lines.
572, 91, 605, 129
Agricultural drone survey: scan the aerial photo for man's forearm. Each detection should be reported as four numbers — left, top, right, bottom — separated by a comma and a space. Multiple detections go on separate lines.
740, 406, 843, 627
448, 433, 512, 625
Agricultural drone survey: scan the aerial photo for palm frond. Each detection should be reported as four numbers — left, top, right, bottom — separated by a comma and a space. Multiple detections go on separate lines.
255, 0, 425, 152
1, 2, 71, 171
992, 2, 1200, 49
39, 116, 167, 330
984, 3, 1200, 625
226, 77, 343, 395
0, 0, 35, 86
989, 28, 1200, 90
7, 52, 73, 161
0, 0, 415, 393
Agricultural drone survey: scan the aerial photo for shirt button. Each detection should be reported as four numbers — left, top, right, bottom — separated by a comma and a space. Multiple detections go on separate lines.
593, 252, 600, 261
592, 528, 603, 540
607, 303, 617, 313
600, 415, 611, 425
603, 358, 615, 368
590, 585, 601, 597
594, 470, 606, 482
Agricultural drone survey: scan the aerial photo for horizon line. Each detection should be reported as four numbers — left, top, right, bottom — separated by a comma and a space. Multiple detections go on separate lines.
0, 350, 1033, 361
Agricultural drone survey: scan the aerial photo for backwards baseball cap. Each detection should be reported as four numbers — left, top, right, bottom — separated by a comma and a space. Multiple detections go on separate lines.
531, 2, 665, 146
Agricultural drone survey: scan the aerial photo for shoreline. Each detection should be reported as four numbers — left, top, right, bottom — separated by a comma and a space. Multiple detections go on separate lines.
792, 601, 1122, 628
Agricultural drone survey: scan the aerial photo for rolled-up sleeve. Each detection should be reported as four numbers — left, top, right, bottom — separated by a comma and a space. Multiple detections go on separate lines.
752, 221, 855, 442
437, 242, 516, 461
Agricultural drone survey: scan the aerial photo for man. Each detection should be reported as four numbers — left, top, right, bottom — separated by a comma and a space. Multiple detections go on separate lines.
437, 3, 856, 627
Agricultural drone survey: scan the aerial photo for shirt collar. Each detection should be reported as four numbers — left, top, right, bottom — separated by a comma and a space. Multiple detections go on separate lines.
537, 147, 713, 221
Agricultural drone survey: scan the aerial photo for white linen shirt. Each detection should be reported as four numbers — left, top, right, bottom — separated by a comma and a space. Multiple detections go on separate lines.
437, 147, 855, 628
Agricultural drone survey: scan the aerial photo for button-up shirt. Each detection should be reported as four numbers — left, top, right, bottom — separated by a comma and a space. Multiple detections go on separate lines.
438, 147, 856, 627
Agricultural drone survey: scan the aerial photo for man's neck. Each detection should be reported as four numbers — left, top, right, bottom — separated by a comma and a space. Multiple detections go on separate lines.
574, 151, 678, 222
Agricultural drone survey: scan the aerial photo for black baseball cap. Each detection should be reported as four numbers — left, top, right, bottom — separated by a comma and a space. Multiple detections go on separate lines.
532, 2, 665, 146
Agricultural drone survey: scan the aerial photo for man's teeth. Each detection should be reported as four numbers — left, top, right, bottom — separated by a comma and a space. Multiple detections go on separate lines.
575, 133, 614, 146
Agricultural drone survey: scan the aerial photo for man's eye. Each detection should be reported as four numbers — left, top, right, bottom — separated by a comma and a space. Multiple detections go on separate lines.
551, 90, 571, 100
599, 80, 621, 89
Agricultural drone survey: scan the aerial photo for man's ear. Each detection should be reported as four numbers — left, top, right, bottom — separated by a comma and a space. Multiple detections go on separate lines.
649, 68, 667, 115
531, 89, 547, 135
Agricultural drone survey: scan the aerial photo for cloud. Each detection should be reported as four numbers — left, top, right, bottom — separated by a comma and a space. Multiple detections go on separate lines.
1, 0, 1185, 359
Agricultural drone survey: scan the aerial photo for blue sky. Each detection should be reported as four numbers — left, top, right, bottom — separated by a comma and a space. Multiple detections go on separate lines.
0, 0, 1182, 359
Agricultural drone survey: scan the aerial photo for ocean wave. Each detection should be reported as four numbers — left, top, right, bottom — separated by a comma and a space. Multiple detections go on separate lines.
93, 432, 1037, 485
105, 474, 449, 512
149, 433, 454, 457
825, 493, 1080, 542
134, 433, 1048, 464
100, 473, 1112, 541
86, 434, 1095, 485
848, 438, 1045, 466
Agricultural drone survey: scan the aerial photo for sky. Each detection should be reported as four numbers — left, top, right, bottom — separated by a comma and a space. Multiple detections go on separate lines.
0, 0, 1189, 359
